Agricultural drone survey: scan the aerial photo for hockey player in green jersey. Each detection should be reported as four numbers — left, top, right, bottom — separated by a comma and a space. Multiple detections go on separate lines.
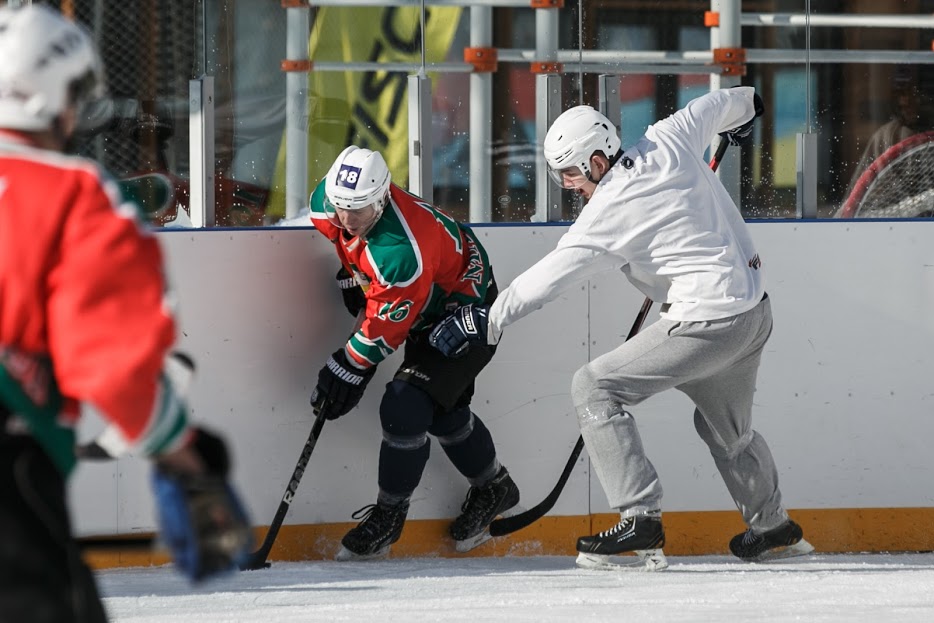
307, 145, 519, 559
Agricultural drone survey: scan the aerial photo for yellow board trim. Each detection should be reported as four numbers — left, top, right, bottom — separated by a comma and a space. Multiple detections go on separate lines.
82, 507, 934, 570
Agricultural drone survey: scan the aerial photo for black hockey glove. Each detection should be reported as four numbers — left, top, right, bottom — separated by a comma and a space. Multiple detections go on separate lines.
428, 303, 490, 358
151, 427, 253, 583
336, 266, 366, 317
718, 91, 765, 147
310, 348, 376, 420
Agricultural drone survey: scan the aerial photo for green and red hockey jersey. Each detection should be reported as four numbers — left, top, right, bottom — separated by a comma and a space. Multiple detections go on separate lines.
309, 180, 493, 369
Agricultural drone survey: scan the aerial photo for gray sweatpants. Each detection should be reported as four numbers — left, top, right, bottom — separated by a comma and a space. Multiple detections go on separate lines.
571, 296, 788, 532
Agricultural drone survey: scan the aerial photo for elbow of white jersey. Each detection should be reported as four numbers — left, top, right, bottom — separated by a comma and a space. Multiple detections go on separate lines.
486, 300, 509, 345
487, 319, 503, 346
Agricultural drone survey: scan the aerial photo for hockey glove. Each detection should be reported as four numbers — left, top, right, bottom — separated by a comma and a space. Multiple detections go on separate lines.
428, 304, 490, 358
151, 427, 253, 583
718, 91, 765, 147
310, 348, 376, 420
336, 266, 366, 317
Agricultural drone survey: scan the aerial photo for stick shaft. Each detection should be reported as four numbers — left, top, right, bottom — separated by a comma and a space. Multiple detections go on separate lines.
240, 408, 327, 570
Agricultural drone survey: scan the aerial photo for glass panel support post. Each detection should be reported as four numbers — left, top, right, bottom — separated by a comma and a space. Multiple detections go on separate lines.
469, 5, 493, 223
284, 4, 309, 220
189, 76, 215, 228
535, 73, 562, 222
408, 73, 433, 203
796, 131, 817, 219
598, 75, 621, 139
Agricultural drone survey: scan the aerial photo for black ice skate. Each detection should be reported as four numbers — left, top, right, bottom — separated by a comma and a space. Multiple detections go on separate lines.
729, 519, 814, 562
450, 466, 520, 553
335, 501, 409, 561
575, 514, 668, 571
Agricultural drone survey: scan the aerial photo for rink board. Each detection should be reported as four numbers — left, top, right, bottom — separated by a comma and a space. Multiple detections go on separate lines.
70, 221, 934, 564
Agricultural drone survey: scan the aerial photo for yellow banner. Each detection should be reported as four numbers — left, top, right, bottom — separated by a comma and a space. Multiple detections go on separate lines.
267, 6, 462, 219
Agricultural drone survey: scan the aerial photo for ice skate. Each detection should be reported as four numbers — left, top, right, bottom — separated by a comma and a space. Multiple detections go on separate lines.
335, 501, 408, 562
729, 519, 813, 562
450, 466, 520, 553
575, 514, 668, 571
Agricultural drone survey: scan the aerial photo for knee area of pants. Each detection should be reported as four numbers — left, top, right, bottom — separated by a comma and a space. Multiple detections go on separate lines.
382, 429, 429, 451
571, 365, 599, 399
576, 403, 630, 427
380, 380, 434, 435
709, 429, 755, 461
427, 405, 473, 443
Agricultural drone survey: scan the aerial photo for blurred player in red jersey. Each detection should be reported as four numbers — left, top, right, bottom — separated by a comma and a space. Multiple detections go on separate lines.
0, 6, 251, 622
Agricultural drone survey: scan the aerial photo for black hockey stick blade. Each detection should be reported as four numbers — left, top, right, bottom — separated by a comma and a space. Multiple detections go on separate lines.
489, 435, 584, 537
240, 406, 328, 571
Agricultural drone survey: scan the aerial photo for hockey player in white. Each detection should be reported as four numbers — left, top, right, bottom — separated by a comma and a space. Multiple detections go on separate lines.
430, 87, 813, 570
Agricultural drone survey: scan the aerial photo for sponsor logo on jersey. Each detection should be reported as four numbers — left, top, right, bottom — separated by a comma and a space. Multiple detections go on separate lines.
748, 254, 762, 270
462, 240, 484, 285
352, 268, 371, 289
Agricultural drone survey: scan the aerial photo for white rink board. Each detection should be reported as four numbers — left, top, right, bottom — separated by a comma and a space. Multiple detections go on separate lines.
70, 221, 934, 536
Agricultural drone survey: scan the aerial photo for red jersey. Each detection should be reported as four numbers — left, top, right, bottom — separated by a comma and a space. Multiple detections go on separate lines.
309, 181, 493, 368
0, 131, 190, 471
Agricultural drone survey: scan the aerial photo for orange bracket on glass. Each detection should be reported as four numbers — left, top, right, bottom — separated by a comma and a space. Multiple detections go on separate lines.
464, 47, 498, 73
281, 59, 312, 72
531, 61, 563, 74
704, 11, 720, 27
530, 0, 564, 8
281, 0, 307, 7
712, 47, 746, 76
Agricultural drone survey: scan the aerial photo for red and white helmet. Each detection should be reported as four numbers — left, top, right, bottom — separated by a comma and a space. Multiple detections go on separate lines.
0, 4, 108, 131
325, 145, 392, 215
543, 105, 621, 186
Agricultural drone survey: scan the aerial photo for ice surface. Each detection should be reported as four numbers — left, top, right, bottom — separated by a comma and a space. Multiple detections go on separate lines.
98, 553, 934, 622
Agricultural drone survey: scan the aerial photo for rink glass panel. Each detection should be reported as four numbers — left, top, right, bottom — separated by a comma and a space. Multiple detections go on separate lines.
35, 0, 934, 225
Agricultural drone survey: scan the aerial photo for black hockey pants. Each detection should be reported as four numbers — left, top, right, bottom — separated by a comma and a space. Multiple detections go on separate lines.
0, 414, 108, 623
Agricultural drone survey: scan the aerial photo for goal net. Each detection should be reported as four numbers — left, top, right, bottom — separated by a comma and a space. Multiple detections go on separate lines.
840, 131, 934, 218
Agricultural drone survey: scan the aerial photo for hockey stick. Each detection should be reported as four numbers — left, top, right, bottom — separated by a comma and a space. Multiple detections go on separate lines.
488, 297, 651, 537
240, 405, 328, 570
489, 139, 730, 538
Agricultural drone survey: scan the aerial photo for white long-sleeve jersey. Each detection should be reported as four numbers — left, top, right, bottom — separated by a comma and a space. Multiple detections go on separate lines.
489, 87, 765, 338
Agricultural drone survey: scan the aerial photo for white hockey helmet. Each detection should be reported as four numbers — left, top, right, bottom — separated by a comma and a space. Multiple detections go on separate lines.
0, 5, 108, 132
543, 105, 621, 186
325, 145, 392, 212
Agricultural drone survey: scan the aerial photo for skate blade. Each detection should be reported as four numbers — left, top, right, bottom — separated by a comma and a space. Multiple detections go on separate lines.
455, 531, 491, 553
751, 538, 815, 562
334, 544, 391, 562
453, 504, 526, 553
575, 549, 669, 572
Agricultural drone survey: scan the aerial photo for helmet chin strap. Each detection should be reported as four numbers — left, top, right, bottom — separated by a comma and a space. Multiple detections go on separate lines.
586, 148, 624, 184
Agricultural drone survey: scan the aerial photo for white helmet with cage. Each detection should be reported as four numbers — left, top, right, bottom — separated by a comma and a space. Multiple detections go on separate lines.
0, 4, 108, 132
325, 145, 392, 215
543, 105, 621, 186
